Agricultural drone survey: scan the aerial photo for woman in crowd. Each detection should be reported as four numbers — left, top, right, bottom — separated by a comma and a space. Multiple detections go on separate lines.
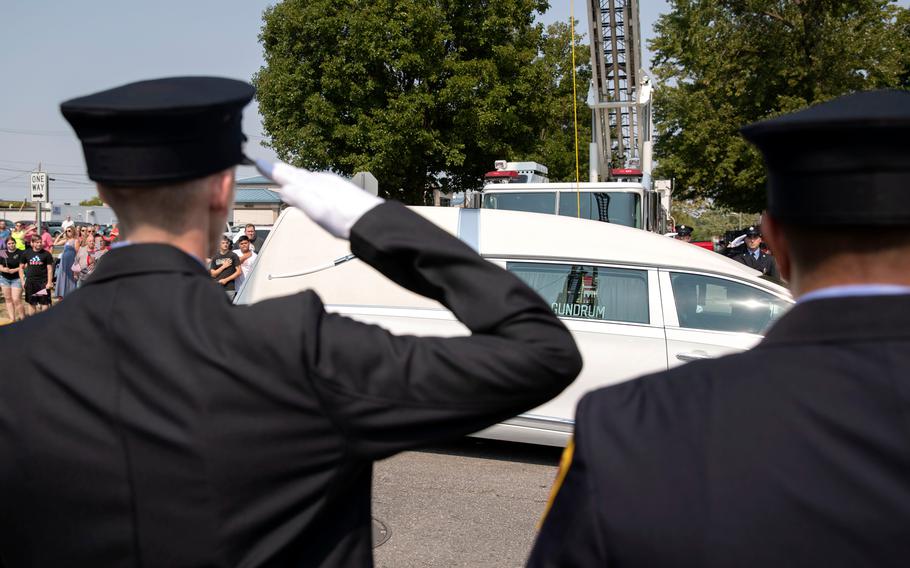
0, 237, 25, 321
73, 234, 106, 286
40, 224, 54, 253
53, 225, 80, 299
10, 222, 26, 251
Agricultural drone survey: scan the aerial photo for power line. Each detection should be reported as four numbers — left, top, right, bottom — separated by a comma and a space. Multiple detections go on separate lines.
0, 126, 271, 140
0, 158, 86, 169
0, 173, 25, 184
0, 127, 71, 137
52, 176, 94, 186
0, 166, 94, 184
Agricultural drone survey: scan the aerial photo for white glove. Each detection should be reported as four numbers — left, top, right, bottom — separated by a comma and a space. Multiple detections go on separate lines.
729, 234, 746, 248
256, 160, 383, 239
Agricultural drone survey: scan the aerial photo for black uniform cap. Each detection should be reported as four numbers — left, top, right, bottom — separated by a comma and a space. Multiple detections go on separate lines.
744, 225, 761, 236
740, 89, 910, 226
61, 76, 255, 187
677, 225, 693, 236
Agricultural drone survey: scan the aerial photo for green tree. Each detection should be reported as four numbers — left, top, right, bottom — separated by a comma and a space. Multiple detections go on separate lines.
898, 7, 910, 87
672, 197, 758, 241
255, 0, 592, 202
79, 196, 103, 206
651, 0, 907, 212
524, 22, 592, 183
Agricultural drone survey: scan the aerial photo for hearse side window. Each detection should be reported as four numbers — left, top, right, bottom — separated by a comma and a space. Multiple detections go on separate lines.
507, 262, 649, 324
556, 191, 642, 228
482, 192, 556, 214
669, 272, 791, 334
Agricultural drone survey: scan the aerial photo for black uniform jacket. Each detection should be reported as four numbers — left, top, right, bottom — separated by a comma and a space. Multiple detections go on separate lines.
529, 294, 910, 568
0, 202, 581, 568
734, 249, 780, 280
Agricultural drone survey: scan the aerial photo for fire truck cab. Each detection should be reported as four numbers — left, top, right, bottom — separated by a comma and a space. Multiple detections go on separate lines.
478, 161, 670, 233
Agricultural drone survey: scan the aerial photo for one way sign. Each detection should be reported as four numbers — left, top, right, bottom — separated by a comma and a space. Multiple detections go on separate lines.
30, 172, 48, 203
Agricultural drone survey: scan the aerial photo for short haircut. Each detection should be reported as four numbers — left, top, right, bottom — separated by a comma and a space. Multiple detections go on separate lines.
221, 236, 231, 244
245, 223, 255, 230
99, 177, 209, 236
236, 235, 250, 243
782, 224, 910, 274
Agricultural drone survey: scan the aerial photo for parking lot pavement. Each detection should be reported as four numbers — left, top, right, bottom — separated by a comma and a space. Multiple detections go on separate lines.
373, 438, 563, 568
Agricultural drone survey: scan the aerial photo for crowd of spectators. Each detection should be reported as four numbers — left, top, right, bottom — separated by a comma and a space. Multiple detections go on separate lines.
0, 220, 260, 320
207, 224, 261, 299
0, 221, 118, 322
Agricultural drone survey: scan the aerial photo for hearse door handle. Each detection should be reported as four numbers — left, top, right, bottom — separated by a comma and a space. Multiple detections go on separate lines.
676, 350, 711, 362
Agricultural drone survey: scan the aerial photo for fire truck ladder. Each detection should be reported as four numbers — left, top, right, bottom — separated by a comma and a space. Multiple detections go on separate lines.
586, 0, 646, 180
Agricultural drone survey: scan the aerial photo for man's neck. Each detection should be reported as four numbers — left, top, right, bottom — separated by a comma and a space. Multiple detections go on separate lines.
124, 226, 210, 260
792, 258, 910, 298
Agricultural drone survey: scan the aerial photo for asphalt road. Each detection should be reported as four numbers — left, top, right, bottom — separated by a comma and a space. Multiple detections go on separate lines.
372, 438, 564, 568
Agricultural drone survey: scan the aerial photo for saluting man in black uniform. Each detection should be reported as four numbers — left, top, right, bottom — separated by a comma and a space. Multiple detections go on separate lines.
675, 224, 693, 242
733, 225, 780, 280
0, 77, 581, 568
529, 89, 910, 568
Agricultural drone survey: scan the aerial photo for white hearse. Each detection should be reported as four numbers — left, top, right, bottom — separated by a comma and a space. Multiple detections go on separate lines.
236, 207, 792, 446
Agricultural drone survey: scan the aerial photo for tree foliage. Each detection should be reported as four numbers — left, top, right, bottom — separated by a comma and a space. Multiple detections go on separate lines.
651, 0, 909, 212
672, 197, 758, 241
79, 196, 103, 206
255, 1, 591, 202
525, 22, 592, 183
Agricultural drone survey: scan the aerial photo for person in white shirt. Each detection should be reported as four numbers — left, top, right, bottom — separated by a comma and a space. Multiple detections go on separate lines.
60, 216, 75, 232
232, 235, 257, 289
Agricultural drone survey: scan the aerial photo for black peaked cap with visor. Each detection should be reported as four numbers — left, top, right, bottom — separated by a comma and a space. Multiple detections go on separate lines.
740, 89, 910, 226
61, 76, 255, 187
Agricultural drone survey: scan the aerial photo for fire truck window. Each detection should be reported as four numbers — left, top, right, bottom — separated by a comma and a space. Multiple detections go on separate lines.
556, 191, 641, 228
482, 192, 555, 214
669, 272, 790, 334
507, 262, 649, 324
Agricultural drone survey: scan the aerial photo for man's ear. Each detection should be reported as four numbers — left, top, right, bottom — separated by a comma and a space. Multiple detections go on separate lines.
762, 212, 790, 282
209, 168, 235, 213
97, 185, 111, 207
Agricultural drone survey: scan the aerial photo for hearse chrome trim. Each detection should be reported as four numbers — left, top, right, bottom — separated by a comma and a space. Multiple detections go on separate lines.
504, 413, 575, 433
267, 254, 357, 280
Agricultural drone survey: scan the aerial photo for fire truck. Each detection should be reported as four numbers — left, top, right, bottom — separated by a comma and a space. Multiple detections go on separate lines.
474, 1, 671, 234
479, 160, 668, 232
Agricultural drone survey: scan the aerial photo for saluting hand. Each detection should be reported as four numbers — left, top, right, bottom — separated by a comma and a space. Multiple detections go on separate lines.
257, 160, 383, 240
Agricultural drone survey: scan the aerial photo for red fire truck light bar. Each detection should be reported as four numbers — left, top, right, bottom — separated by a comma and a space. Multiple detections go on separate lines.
611, 168, 643, 176
484, 170, 519, 179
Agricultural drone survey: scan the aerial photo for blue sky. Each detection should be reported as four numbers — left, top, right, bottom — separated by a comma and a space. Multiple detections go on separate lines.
0, 0, 672, 201
0, 0, 901, 200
